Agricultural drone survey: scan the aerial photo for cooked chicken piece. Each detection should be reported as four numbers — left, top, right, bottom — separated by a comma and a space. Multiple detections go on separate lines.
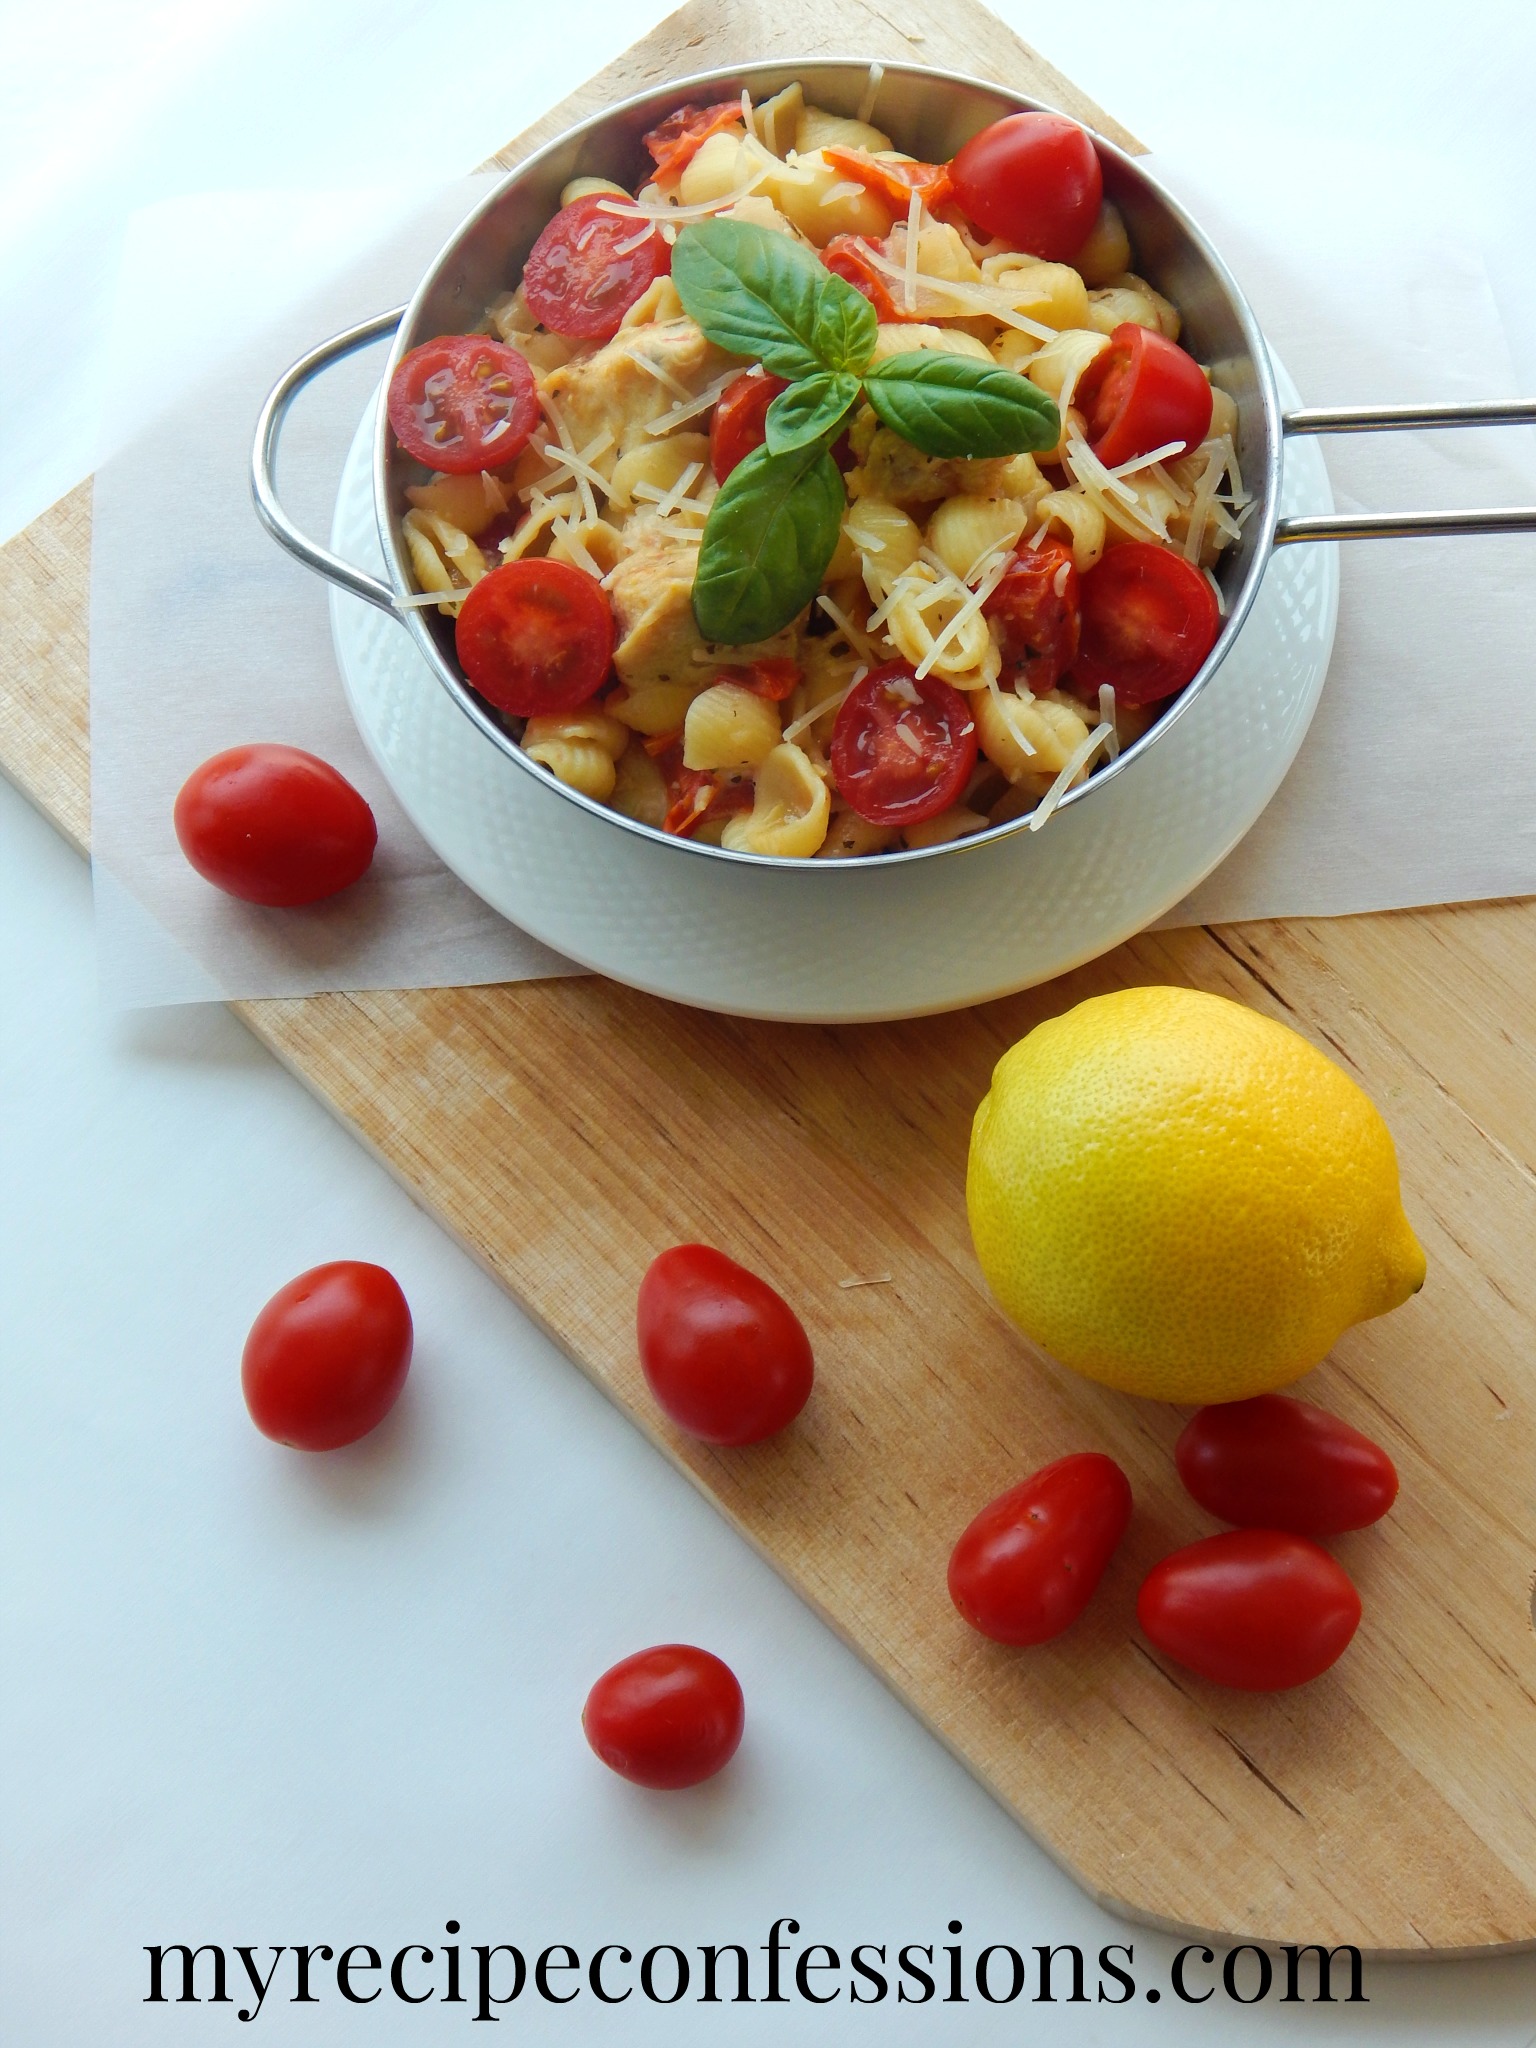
607, 527, 708, 689
542, 319, 735, 455
847, 426, 1023, 510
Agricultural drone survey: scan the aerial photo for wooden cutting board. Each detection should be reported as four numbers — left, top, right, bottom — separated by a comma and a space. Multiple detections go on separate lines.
3, 0, 1534, 1959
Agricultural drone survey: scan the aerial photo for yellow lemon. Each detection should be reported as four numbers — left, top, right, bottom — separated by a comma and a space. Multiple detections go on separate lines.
967, 986, 1426, 1403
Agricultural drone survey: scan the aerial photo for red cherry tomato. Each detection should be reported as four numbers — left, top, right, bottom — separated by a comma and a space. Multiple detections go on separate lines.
830, 662, 979, 829
643, 101, 745, 189
820, 146, 953, 212
521, 196, 671, 341
1138, 1530, 1362, 1691
949, 112, 1104, 263
637, 1245, 813, 1444
1075, 323, 1214, 468
982, 540, 1081, 695
820, 236, 911, 324
709, 371, 789, 482
1071, 542, 1221, 707
727, 656, 801, 700
386, 335, 539, 476
173, 744, 376, 907
455, 558, 614, 718
1176, 1395, 1399, 1537
948, 1453, 1133, 1646
241, 1262, 413, 1451
583, 1644, 744, 1789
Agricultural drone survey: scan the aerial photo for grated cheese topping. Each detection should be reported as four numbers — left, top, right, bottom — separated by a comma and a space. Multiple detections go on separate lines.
856, 61, 885, 126
1029, 722, 1114, 831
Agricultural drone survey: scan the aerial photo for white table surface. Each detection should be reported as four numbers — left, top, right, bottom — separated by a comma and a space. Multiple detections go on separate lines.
3, 2, 1535, 2038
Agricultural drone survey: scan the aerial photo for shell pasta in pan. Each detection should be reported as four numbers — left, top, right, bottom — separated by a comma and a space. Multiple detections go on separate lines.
386, 77, 1248, 858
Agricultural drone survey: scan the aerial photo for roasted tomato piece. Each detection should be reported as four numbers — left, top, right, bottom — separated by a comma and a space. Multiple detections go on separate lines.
709, 371, 789, 482
643, 100, 745, 189
982, 540, 1081, 695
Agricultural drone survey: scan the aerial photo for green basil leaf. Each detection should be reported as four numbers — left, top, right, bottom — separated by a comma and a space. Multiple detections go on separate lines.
863, 351, 1061, 458
810, 272, 878, 376
693, 439, 845, 645
763, 371, 860, 457
671, 220, 834, 382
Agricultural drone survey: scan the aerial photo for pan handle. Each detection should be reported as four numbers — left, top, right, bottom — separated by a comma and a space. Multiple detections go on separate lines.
252, 307, 406, 612
1274, 400, 1536, 544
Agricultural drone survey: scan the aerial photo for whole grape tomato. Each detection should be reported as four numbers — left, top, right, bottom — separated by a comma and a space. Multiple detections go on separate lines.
637, 1244, 814, 1445
948, 113, 1103, 263
1176, 1395, 1399, 1536
1137, 1530, 1362, 1691
583, 1644, 745, 1789
949, 1452, 1133, 1646
242, 1261, 413, 1451
174, 744, 376, 907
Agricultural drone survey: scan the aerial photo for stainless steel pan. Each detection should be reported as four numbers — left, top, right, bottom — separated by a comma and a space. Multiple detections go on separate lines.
253, 59, 1536, 868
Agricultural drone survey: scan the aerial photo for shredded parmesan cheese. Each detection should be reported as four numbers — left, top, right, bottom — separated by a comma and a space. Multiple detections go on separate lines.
1028, 722, 1113, 831
622, 345, 693, 401
537, 392, 598, 523
912, 549, 1012, 680
1098, 683, 1120, 758
1203, 566, 1228, 616
856, 62, 885, 125
1108, 440, 1188, 482
893, 718, 925, 755
783, 667, 867, 743
902, 188, 922, 313
816, 593, 877, 661
819, 180, 868, 207
643, 367, 740, 436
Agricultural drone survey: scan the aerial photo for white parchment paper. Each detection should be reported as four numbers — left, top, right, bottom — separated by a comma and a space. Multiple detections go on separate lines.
89, 146, 1536, 1008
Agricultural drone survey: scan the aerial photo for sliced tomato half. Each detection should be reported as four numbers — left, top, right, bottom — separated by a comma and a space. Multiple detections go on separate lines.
983, 540, 1081, 695
1071, 542, 1220, 707
1076, 322, 1214, 468
521, 196, 671, 341
830, 662, 978, 828
455, 559, 615, 718
386, 336, 539, 475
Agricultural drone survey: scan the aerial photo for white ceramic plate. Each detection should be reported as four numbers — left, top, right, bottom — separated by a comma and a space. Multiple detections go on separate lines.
330, 365, 1336, 1023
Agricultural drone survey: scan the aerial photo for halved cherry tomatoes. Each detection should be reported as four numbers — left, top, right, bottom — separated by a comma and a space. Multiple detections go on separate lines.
386, 335, 539, 476
174, 744, 377, 907
820, 146, 953, 213
1075, 322, 1213, 468
521, 196, 670, 341
709, 370, 789, 482
820, 236, 911, 324
455, 558, 614, 718
949, 112, 1103, 263
1176, 1395, 1400, 1537
982, 540, 1081, 695
948, 1453, 1133, 1647
643, 100, 745, 189
830, 662, 978, 829
583, 1644, 745, 1789
1072, 542, 1220, 707
1138, 1530, 1362, 1691
241, 1261, 413, 1451
637, 1244, 814, 1444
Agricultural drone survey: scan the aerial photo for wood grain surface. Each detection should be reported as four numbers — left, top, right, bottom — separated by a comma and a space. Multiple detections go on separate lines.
3, 0, 1533, 1958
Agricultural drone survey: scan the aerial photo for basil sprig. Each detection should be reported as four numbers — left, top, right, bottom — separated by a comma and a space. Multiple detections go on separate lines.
692, 439, 846, 646
673, 220, 1061, 643
864, 352, 1061, 459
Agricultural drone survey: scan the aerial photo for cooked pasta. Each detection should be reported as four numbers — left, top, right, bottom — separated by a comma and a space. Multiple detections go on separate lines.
390, 83, 1245, 857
